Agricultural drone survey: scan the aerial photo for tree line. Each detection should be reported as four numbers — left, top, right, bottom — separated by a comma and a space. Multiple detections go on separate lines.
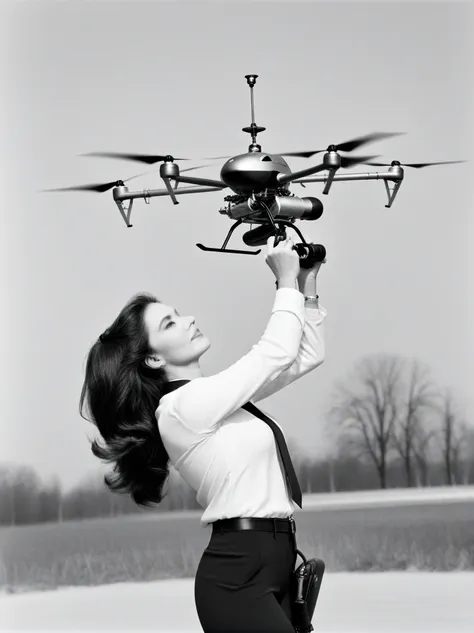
326, 353, 473, 489
0, 353, 472, 527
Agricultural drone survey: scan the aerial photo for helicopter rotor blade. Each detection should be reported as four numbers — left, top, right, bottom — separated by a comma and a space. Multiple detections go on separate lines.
201, 153, 311, 160
80, 152, 190, 164
203, 155, 233, 160
279, 150, 324, 159
43, 170, 151, 193
41, 164, 212, 194
259, 150, 381, 160
42, 181, 124, 193
278, 133, 405, 159
180, 164, 212, 173
333, 132, 405, 153
364, 160, 467, 169
339, 155, 380, 168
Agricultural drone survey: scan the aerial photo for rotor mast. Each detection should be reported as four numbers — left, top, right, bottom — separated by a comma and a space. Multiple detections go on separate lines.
243, 74, 266, 152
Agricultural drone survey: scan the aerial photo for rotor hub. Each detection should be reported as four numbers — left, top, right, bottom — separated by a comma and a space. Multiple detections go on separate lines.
160, 161, 179, 179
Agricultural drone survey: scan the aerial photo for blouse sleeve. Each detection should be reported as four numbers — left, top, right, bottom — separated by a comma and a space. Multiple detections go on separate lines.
165, 288, 305, 433
250, 304, 326, 403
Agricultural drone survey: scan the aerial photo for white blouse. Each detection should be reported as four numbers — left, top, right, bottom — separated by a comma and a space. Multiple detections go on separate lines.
155, 288, 327, 527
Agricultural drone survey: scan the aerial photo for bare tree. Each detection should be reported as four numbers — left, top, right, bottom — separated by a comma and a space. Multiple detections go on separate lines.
330, 353, 403, 488
411, 425, 437, 486
390, 359, 439, 486
322, 416, 350, 492
461, 426, 474, 484
435, 388, 471, 485
0, 464, 42, 525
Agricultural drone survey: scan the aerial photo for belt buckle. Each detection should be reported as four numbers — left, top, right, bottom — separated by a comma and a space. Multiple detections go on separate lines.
289, 516, 296, 534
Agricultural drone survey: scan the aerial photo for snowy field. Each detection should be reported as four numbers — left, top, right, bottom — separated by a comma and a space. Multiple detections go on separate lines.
1, 572, 473, 632
297, 484, 474, 511
1, 487, 473, 632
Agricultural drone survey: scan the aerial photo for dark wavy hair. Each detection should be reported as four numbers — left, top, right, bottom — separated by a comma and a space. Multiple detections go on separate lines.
79, 292, 172, 508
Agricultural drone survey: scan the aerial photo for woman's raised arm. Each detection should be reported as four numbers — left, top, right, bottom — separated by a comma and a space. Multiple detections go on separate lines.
159, 236, 304, 432
163, 287, 305, 432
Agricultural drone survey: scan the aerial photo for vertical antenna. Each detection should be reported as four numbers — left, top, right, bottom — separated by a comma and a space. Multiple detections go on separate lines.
243, 74, 266, 152
246, 74, 257, 125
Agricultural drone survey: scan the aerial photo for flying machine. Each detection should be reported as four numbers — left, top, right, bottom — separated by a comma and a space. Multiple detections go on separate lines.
45, 75, 465, 267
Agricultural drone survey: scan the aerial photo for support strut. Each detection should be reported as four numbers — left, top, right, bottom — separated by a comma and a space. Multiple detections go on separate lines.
114, 199, 134, 227
196, 218, 261, 255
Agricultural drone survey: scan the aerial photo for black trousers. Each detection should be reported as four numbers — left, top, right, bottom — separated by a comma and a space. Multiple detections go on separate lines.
194, 517, 298, 633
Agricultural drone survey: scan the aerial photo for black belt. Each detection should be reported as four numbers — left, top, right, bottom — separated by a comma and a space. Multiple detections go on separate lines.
211, 516, 296, 535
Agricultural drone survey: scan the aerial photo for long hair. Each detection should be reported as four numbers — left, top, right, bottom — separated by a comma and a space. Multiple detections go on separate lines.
79, 292, 172, 507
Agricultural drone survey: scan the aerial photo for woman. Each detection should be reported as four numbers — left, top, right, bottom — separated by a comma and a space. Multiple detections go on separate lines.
80, 235, 326, 632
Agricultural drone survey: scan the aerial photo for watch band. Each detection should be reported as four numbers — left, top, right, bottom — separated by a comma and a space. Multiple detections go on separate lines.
274, 281, 319, 302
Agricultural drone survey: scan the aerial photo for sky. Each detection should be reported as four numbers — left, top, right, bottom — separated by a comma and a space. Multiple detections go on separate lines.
0, 1, 473, 493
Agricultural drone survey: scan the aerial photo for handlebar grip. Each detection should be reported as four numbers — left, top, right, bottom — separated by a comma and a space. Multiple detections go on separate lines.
294, 243, 326, 268
247, 226, 326, 267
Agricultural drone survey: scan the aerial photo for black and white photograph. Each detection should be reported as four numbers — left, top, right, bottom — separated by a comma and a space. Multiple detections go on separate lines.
1, 1, 473, 631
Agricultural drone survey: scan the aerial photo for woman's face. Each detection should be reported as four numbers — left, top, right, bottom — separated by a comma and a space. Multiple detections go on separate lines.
143, 302, 210, 370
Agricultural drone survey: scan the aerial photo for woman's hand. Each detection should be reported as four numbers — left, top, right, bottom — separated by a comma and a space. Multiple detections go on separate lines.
298, 257, 326, 295
266, 235, 301, 284
298, 257, 326, 282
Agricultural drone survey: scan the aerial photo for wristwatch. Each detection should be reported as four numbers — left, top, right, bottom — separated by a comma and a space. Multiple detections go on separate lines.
274, 280, 319, 302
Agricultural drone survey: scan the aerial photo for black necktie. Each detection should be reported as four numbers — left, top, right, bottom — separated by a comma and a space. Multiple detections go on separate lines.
161, 380, 303, 509
241, 401, 302, 509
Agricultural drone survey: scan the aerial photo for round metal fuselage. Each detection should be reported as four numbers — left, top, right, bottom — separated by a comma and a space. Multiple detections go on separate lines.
220, 152, 291, 194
